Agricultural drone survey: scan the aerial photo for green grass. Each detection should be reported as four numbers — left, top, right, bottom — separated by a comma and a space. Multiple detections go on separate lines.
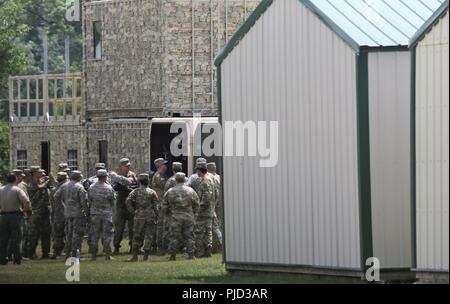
0, 240, 358, 284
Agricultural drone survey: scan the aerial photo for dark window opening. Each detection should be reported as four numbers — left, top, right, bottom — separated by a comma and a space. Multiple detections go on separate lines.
93, 21, 102, 60
17, 150, 27, 170
41, 142, 50, 175
29, 103, 36, 117
99, 140, 108, 168
68, 149, 78, 171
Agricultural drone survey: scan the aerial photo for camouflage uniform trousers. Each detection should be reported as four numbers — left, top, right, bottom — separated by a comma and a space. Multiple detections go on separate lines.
132, 217, 156, 253
169, 215, 195, 257
51, 219, 66, 255
194, 214, 213, 256
156, 208, 170, 251
89, 215, 114, 255
113, 207, 134, 249
26, 213, 51, 257
212, 212, 222, 246
65, 217, 87, 257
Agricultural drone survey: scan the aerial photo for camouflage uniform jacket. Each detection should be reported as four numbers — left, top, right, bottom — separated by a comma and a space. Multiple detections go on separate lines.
187, 173, 202, 192
54, 180, 88, 219
88, 181, 116, 220
197, 176, 215, 217
26, 181, 50, 215
163, 185, 199, 219
125, 186, 159, 220
115, 171, 137, 210
164, 175, 187, 192
152, 172, 168, 202
50, 180, 68, 222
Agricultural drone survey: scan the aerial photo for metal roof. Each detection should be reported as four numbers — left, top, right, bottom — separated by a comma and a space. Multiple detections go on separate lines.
409, 0, 449, 47
309, 0, 446, 47
215, 0, 446, 66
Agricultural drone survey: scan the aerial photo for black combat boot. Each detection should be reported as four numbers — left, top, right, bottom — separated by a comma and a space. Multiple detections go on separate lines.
169, 254, 176, 261
143, 251, 150, 261
113, 246, 120, 255
128, 248, 138, 262
105, 254, 111, 261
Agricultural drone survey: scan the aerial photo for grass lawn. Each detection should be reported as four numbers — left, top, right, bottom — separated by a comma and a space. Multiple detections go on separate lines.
0, 240, 359, 284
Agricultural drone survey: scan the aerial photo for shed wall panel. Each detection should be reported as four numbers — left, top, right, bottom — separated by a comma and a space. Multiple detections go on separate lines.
415, 11, 449, 272
221, 0, 360, 269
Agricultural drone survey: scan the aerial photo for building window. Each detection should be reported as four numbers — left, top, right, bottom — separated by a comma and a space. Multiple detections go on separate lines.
68, 149, 78, 171
93, 21, 102, 59
98, 140, 107, 168
17, 150, 27, 170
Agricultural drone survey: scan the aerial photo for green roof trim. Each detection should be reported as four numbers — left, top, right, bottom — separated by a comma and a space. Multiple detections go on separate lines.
214, 0, 421, 67
409, 0, 449, 47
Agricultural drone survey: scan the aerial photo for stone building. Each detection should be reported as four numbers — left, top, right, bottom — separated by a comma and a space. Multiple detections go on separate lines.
9, 0, 259, 176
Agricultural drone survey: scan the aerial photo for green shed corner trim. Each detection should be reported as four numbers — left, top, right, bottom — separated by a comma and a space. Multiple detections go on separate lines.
214, 0, 274, 67
409, 0, 449, 47
216, 64, 227, 264
355, 50, 373, 269
410, 47, 417, 270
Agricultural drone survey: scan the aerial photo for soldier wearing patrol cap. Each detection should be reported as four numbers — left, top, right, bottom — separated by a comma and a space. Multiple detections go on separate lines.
163, 172, 199, 261
151, 158, 169, 255
113, 158, 137, 255
126, 173, 159, 261
49, 172, 68, 259
54, 170, 88, 259
207, 162, 222, 253
24, 166, 51, 259
88, 169, 116, 261
187, 158, 207, 192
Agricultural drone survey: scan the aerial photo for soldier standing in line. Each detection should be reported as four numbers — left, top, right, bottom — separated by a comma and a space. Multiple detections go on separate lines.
163, 173, 199, 261
54, 171, 89, 259
207, 162, 223, 253
151, 158, 169, 255
18, 169, 31, 257
126, 174, 159, 262
82, 162, 107, 253
0, 173, 31, 265
194, 166, 215, 258
112, 158, 137, 255
87, 169, 116, 261
49, 172, 68, 259
25, 166, 52, 259
164, 162, 184, 192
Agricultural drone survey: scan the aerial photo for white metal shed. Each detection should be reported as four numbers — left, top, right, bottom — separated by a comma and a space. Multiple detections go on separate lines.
410, 1, 449, 281
215, 0, 445, 280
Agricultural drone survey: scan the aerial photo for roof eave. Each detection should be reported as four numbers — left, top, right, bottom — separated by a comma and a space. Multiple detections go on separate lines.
409, 0, 449, 48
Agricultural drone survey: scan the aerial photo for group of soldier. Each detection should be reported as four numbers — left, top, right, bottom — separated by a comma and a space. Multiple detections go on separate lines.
0, 156, 222, 264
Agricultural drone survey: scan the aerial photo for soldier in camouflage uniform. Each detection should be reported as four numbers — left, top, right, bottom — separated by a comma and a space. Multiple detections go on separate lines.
19, 169, 31, 257
164, 162, 184, 192
113, 158, 137, 255
194, 166, 216, 258
87, 169, 115, 261
54, 171, 89, 259
207, 162, 223, 253
82, 162, 107, 253
126, 174, 159, 262
49, 172, 68, 259
151, 158, 169, 255
163, 173, 199, 261
25, 166, 52, 259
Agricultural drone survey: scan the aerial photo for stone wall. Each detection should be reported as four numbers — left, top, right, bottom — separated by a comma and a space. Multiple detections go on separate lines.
85, 120, 152, 177
10, 124, 87, 176
83, 0, 164, 119
84, 0, 260, 119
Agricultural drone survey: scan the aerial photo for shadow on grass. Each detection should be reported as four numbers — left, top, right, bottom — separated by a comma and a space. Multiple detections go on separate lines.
170, 271, 363, 284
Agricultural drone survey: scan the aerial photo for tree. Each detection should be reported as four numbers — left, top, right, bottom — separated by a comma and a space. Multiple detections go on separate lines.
0, 0, 29, 99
